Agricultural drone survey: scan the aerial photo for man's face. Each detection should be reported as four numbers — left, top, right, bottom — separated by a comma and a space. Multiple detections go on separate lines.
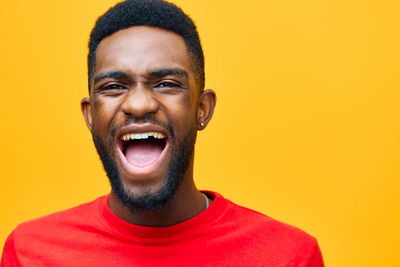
81, 26, 205, 212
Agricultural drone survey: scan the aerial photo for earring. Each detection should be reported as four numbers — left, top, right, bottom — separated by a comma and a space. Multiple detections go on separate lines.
200, 122, 205, 127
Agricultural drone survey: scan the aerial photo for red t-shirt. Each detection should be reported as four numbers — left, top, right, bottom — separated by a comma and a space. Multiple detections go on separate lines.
1, 191, 324, 266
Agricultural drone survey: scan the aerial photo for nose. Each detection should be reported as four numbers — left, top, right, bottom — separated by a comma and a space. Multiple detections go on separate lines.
121, 84, 159, 119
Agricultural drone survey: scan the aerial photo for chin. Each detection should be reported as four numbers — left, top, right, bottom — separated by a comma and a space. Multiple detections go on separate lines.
92, 127, 196, 213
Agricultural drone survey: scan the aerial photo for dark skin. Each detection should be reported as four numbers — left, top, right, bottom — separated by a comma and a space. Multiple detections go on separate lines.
81, 26, 216, 226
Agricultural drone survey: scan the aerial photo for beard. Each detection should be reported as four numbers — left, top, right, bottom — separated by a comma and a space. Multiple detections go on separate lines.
92, 122, 196, 214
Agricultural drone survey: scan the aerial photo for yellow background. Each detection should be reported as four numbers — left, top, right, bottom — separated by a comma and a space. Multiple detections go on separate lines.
1, 0, 399, 266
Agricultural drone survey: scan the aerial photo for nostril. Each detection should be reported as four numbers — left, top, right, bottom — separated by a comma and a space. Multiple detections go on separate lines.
121, 90, 159, 117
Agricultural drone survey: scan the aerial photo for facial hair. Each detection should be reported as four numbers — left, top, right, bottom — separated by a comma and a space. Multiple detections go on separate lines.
92, 124, 196, 214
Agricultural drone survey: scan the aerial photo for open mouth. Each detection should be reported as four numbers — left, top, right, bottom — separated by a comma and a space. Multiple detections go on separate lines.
118, 132, 167, 168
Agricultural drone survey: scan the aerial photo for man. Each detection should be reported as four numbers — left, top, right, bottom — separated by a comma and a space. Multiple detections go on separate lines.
1, 0, 324, 266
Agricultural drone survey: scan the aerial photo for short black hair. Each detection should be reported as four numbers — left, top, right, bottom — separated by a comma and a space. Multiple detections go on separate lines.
87, 0, 205, 93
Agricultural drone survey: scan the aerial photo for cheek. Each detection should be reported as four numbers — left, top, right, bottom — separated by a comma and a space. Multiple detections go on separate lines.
163, 95, 196, 130
91, 98, 119, 134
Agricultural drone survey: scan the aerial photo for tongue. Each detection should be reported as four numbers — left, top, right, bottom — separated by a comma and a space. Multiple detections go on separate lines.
125, 140, 163, 167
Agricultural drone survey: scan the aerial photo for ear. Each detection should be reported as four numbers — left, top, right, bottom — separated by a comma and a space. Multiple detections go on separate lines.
197, 89, 216, 130
81, 97, 93, 131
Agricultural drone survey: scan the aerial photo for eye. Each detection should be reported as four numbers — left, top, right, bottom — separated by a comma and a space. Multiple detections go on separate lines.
156, 82, 180, 88
101, 83, 126, 90
94, 83, 127, 97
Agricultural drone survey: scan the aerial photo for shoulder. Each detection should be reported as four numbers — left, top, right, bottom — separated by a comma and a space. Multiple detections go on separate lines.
211, 192, 319, 254
207, 191, 323, 265
228, 198, 317, 243
1, 196, 109, 266
10, 196, 106, 244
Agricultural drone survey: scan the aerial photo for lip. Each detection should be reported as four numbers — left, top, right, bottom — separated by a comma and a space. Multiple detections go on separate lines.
116, 124, 169, 141
114, 123, 170, 177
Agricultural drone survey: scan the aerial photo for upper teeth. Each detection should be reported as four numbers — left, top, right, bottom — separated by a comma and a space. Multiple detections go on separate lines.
121, 132, 165, 141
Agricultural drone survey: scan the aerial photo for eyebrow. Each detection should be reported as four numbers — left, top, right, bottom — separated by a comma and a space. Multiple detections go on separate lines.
93, 68, 189, 85
93, 71, 129, 84
148, 68, 188, 79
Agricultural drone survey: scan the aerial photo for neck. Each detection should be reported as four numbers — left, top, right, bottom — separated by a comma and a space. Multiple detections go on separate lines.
108, 165, 206, 227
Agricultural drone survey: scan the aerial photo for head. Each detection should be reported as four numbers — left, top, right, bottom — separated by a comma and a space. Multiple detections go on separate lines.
87, 0, 205, 94
81, 0, 216, 213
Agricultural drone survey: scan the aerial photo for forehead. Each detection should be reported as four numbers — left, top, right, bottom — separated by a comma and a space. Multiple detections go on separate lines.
94, 26, 192, 77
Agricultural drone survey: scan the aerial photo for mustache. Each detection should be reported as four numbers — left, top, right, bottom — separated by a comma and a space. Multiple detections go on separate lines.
110, 117, 175, 140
